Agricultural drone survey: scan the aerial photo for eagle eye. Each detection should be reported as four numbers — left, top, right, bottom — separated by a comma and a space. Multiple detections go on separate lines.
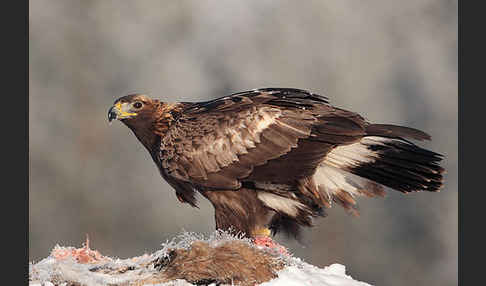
133, 101, 143, 109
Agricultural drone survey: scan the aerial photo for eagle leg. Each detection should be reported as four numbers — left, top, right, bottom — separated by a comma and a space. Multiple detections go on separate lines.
201, 188, 274, 237
252, 227, 271, 237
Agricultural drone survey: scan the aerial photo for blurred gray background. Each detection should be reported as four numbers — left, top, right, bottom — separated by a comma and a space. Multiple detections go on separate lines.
29, 1, 457, 285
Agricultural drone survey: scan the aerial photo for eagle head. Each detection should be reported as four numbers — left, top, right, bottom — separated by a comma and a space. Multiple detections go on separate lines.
108, 94, 178, 149
108, 94, 160, 126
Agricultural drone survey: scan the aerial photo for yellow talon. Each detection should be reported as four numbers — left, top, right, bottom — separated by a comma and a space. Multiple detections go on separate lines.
253, 228, 271, 237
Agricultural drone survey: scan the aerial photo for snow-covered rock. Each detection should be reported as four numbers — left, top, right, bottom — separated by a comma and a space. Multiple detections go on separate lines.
29, 231, 371, 286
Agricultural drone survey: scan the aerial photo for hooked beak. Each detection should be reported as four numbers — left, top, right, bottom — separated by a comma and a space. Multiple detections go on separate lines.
108, 106, 118, 122
108, 102, 138, 122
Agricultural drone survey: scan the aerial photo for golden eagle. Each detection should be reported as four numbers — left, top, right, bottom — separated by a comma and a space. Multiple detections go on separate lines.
108, 88, 444, 239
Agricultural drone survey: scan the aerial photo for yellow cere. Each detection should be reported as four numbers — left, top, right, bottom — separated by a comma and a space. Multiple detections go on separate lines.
115, 102, 137, 118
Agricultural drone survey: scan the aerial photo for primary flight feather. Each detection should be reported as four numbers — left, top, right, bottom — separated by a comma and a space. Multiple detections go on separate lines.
108, 88, 444, 239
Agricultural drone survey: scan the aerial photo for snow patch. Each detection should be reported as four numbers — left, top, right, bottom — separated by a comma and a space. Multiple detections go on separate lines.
29, 230, 372, 286
260, 263, 371, 286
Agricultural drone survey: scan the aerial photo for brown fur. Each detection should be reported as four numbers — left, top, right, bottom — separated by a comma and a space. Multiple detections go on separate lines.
54, 239, 285, 286
147, 241, 284, 286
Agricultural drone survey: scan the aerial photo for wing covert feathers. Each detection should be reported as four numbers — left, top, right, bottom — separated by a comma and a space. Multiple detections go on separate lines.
162, 91, 323, 189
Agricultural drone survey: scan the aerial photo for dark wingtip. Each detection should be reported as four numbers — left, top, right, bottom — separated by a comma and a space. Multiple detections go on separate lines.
366, 124, 432, 141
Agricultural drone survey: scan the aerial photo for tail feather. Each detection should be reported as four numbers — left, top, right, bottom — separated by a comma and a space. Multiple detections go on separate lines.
365, 124, 431, 141
308, 126, 444, 213
309, 165, 385, 215
322, 135, 443, 194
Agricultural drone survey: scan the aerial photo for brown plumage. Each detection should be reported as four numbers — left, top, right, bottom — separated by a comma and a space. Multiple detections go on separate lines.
108, 88, 444, 239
